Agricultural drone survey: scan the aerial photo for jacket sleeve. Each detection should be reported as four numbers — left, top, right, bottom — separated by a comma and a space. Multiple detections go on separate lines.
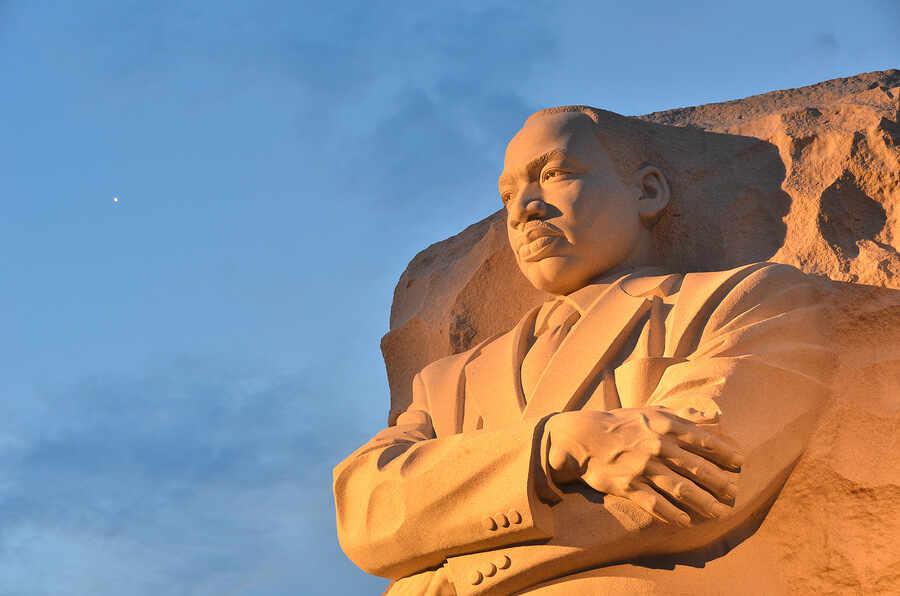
442, 264, 833, 596
333, 353, 555, 581
645, 263, 832, 513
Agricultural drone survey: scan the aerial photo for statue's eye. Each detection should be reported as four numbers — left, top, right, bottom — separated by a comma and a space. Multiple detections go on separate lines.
542, 169, 565, 182
501, 191, 515, 205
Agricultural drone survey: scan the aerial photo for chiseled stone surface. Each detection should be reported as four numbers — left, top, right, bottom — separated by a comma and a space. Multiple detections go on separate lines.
641, 69, 900, 288
385, 70, 900, 420
341, 71, 900, 594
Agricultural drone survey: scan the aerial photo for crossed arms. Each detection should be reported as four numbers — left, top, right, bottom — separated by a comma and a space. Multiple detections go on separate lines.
334, 264, 830, 594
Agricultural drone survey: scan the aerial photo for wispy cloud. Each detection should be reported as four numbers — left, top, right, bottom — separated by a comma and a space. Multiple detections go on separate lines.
808, 32, 839, 55
43, 1, 556, 238
9, 1, 897, 593
0, 356, 386, 594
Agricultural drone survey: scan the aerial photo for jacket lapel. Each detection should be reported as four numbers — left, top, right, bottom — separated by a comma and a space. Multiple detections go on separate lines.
464, 305, 540, 429
522, 285, 651, 419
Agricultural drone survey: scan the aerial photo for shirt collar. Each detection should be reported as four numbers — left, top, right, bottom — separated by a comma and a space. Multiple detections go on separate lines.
554, 266, 671, 315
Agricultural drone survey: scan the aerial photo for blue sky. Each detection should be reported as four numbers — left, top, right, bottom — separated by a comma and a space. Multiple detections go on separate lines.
1, 1, 897, 594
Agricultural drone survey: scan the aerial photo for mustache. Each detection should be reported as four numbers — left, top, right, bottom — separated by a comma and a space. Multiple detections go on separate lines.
519, 219, 564, 241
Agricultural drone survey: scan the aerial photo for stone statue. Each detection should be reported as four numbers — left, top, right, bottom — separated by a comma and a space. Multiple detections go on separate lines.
334, 105, 833, 595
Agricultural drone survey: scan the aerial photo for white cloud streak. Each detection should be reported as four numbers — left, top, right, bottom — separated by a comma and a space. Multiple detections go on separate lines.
0, 357, 386, 594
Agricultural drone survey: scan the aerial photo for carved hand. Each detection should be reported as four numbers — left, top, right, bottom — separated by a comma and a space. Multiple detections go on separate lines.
544, 407, 743, 527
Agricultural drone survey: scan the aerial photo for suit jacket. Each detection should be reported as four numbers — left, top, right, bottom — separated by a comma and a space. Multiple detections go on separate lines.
334, 263, 831, 596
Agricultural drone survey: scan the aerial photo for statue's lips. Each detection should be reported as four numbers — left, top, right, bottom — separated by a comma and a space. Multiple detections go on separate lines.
517, 225, 564, 262
518, 236, 559, 261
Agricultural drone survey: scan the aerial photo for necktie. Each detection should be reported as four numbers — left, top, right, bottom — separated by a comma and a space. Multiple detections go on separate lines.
520, 299, 581, 401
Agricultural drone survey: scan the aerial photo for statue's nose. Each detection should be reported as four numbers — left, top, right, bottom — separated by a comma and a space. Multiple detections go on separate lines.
508, 185, 547, 227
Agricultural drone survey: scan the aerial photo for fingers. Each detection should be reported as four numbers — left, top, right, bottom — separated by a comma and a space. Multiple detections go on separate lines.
642, 408, 743, 470
557, 406, 745, 528
658, 442, 739, 499
657, 418, 744, 470
588, 463, 733, 526
644, 460, 730, 520
580, 452, 737, 525
617, 480, 693, 527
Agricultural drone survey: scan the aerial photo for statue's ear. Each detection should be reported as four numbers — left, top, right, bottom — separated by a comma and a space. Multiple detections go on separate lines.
633, 166, 670, 223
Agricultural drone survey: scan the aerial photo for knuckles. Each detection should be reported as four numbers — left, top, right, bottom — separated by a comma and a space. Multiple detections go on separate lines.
640, 438, 664, 457
552, 408, 739, 512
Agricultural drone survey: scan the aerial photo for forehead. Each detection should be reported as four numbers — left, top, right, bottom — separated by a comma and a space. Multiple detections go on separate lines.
501, 112, 607, 179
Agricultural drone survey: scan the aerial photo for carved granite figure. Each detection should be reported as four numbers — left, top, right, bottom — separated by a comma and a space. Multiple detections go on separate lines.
334, 105, 831, 595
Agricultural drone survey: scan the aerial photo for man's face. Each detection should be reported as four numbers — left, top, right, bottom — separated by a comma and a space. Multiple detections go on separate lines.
499, 112, 647, 295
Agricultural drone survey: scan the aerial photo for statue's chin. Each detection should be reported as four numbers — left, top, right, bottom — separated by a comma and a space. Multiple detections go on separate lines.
519, 259, 588, 296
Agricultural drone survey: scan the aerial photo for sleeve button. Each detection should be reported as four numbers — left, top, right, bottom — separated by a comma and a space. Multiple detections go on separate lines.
498, 555, 511, 569
482, 562, 497, 577
508, 510, 522, 524
469, 570, 483, 585
481, 516, 497, 531
496, 513, 509, 527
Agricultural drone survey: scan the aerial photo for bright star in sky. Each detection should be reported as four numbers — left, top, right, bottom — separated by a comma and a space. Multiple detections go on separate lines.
2, 1, 897, 594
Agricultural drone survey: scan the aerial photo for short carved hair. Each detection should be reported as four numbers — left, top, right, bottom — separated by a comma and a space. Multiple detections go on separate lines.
525, 105, 669, 186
